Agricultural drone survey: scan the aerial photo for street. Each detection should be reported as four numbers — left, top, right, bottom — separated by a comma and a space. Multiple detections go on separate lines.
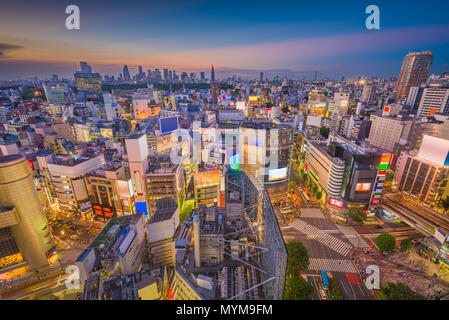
281, 208, 372, 300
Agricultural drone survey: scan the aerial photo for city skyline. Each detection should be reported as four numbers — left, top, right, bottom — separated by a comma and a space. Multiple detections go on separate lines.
3, 0, 449, 304
1, 0, 449, 80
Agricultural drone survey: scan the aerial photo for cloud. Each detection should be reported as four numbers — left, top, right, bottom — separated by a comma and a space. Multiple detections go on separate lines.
0, 43, 23, 58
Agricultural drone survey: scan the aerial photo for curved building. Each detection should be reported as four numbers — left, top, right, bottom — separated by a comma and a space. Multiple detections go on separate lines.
327, 158, 345, 199
0, 154, 52, 270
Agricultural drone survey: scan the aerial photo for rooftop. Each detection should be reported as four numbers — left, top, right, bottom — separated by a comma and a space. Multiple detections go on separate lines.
149, 198, 178, 224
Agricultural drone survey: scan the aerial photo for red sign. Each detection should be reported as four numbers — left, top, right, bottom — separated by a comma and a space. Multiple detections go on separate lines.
328, 197, 344, 208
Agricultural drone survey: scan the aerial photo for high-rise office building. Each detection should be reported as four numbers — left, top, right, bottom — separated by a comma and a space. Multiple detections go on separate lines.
260, 72, 263, 82
74, 62, 102, 94
367, 113, 413, 152
123, 65, 131, 83
126, 133, 149, 218
394, 135, 449, 205
136, 66, 146, 83
42, 82, 70, 105
0, 154, 53, 272
395, 51, 433, 102
74, 72, 102, 94
80, 61, 92, 73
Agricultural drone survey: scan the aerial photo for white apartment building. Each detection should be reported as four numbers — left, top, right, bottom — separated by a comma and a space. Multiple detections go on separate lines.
416, 84, 449, 118
367, 115, 411, 153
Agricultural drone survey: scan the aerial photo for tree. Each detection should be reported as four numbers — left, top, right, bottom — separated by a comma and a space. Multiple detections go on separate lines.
308, 180, 313, 190
301, 172, 308, 183
320, 127, 330, 139
286, 240, 309, 276
289, 181, 296, 192
400, 238, 412, 251
179, 200, 194, 225
316, 191, 322, 200
375, 233, 396, 252
284, 276, 313, 300
440, 196, 449, 214
329, 277, 343, 300
380, 282, 426, 300
346, 208, 366, 224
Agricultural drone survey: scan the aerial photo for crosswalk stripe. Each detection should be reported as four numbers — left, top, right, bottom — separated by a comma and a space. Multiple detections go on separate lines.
289, 219, 353, 256
308, 258, 357, 273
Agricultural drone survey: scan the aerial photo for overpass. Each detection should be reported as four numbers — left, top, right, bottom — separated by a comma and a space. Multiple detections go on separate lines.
381, 194, 449, 237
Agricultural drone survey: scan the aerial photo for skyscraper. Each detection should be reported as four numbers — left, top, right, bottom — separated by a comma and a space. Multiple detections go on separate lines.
43, 82, 70, 105
260, 72, 263, 82
80, 61, 92, 73
125, 134, 149, 218
0, 154, 53, 271
74, 61, 102, 94
123, 65, 131, 83
395, 51, 433, 102
211, 65, 215, 83
211, 65, 220, 105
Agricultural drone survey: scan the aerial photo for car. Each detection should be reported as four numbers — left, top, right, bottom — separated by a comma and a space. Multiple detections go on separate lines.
375, 225, 382, 229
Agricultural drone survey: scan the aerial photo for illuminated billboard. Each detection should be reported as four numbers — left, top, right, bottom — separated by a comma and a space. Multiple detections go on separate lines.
306, 115, 322, 128
268, 167, 288, 182
230, 153, 240, 170
236, 101, 246, 111
159, 116, 179, 135
248, 96, 260, 102
355, 183, 371, 192
417, 135, 449, 166
328, 197, 344, 208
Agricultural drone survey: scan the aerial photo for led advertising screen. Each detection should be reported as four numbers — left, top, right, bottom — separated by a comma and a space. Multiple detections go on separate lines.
268, 167, 288, 182
135, 201, 148, 219
159, 116, 179, 135
230, 153, 240, 170
417, 135, 449, 166
328, 197, 344, 208
355, 182, 371, 192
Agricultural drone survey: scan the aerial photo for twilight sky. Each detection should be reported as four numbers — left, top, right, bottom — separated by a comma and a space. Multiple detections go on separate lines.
0, 0, 449, 80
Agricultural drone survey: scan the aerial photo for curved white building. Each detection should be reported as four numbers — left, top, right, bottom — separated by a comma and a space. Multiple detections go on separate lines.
0, 154, 53, 270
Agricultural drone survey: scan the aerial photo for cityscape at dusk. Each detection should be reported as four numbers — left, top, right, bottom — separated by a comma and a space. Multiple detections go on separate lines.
2, 0, 449, 310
